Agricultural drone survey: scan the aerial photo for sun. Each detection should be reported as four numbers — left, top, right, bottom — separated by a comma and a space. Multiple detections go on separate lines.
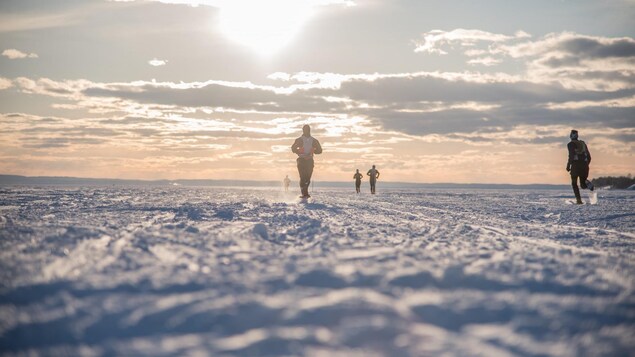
218, 0, 313, 56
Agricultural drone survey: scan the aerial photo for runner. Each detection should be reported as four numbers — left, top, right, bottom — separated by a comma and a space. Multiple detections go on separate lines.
566, 129, 594, 204
291, 125, 323, 198
367, 165, 380, 194
353, 169, 363, 193
283, 175, 291, 192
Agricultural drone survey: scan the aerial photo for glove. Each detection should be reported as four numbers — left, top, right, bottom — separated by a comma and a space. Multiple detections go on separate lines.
566, 164, 571, 172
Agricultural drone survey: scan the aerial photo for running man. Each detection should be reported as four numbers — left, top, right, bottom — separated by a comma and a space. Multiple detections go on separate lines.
353, 169, 363, 193
291, 125, 323, 198
566, 129, 594, 204
367, 165, 380, 194
283, 175, 291, 192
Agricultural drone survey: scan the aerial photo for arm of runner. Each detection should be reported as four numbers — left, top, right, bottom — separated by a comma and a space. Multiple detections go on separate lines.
291, 138, 300, 154
313, 139, 323, 155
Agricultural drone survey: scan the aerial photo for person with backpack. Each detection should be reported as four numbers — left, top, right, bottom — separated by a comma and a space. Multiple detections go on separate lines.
353, 169, 363, 193
291, 125, 323, 198
567, 129, 594, 204
367, 165, 380, 194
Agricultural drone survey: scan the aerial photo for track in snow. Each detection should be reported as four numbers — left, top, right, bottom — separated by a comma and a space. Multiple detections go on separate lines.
0, 186, 634, 356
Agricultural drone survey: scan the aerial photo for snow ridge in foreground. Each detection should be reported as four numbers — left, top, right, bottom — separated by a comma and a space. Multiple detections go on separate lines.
0, 186, 634, 356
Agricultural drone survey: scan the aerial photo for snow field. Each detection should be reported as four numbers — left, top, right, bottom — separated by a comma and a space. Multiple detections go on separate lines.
0, 186, 634, 356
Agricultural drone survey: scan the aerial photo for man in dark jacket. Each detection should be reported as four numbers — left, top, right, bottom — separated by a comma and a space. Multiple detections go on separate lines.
291, 125, 323, 198
567, 129, 594, 204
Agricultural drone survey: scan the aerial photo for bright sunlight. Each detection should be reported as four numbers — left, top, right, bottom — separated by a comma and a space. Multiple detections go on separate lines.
218, 0, 313, 56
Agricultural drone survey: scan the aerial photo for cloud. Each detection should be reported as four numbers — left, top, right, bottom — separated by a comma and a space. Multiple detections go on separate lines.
545, 96, 635, 110
1, 109, 403, 181
2, 74, 632, 182
20, 137, 108, 149
336, 72, 619, 106
268, 72, 291, 81
0, 77, 13, 90
467, 57, 501, 67
148, 58, 167, 66
222, 151, 272, 159
495, 32, 635, 60
2, 49, 38, 59
9, 68, 634, 141
414, 30, 635, 91
414, 29, 530, 55
500, 33, 635, 91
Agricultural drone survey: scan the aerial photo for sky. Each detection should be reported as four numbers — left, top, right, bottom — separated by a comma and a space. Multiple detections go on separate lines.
0, 0, 634, 184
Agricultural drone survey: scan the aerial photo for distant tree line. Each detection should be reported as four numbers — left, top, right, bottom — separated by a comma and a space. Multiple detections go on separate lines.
591, 175, 635, 189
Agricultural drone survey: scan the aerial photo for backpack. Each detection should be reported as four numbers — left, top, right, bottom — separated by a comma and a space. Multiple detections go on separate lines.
572, 140, 588, 162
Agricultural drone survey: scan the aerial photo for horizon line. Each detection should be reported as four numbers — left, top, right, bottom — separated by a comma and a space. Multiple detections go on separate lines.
0, 174, 571, 188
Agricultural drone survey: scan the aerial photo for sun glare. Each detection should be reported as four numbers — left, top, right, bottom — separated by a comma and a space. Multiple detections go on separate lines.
218, 0, 313, 56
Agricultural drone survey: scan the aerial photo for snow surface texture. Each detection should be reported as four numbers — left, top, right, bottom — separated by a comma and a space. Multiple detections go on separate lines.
0, 186, 634, 356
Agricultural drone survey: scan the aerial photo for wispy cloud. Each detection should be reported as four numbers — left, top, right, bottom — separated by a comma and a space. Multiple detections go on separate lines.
466, 57, 501, 67
0, 77, 12, 90
414, 29, 530, 55
545, 96, 635, 110
2, 49, 38, 59
221, 151, 272, 159
148, 58, 168, 66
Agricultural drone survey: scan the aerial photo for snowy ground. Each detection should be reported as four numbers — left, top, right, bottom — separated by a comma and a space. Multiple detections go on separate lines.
0, 185, 634, 356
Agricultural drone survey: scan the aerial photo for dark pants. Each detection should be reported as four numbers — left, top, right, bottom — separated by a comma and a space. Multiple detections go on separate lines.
355, 180, 361, 193
570, 161, 589, 203
370, 179, 376, 194
297, 158, 314, 196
